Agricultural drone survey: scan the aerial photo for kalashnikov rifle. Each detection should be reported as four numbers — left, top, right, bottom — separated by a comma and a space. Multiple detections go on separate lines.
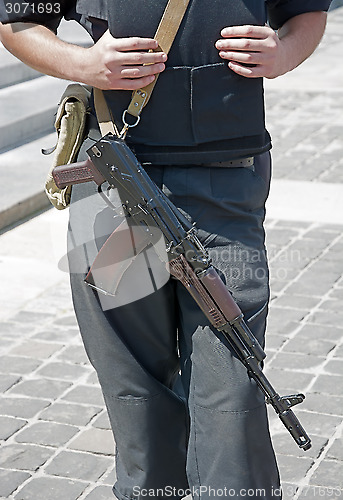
53, 133, 312, 451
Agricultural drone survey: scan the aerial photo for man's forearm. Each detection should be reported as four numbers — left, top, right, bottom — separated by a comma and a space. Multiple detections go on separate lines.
276, 11, 327, 77
0, 22, 167, 90
0, 22, 88, 82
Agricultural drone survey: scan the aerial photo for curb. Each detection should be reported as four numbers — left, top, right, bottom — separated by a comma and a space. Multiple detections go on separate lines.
0, 192, 51, 232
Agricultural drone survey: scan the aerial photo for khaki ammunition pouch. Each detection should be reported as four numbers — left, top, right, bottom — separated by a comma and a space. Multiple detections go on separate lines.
44, 83, 91, 210
46, 0, 190, 210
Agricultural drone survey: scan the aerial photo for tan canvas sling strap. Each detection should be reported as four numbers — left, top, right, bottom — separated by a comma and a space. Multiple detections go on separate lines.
93, 88, 119, 137
94, 0, 191, 138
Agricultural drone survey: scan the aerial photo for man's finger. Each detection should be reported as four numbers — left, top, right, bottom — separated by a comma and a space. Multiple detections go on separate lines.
120, 62, 165, 78
218, 50, 263, 65
114, 36, 159, 51
228, 61, 265, 78
221, 25, 271, 38
117, 74, 156, 90
117, 50, 167, 66
216, 38, 264, 52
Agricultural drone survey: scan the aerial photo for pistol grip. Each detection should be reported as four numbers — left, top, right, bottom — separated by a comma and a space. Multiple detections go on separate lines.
52, 158, 105, 188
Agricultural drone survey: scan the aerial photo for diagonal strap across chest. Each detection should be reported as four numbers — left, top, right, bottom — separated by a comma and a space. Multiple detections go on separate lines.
94, 0, 190, 138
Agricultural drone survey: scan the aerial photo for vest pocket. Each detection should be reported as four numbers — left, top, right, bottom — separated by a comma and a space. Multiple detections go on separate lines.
190, 63, 265, 143
105, 63, 266, 147
123, 66, 194, 146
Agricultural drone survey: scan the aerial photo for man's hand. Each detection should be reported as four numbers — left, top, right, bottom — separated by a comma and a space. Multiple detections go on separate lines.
215, 25, 285, 79
83, 30, 167, 90
215, 12, 327, 80
0, 23, 167, 90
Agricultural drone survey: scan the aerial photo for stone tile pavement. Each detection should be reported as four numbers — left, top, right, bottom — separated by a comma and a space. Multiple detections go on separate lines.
1, 6, 343, 500
264, 220, 343, 500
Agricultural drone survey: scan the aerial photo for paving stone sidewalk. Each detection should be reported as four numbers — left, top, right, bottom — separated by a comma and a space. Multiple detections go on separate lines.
1, 217, 342, 500
1, 6, 343, 500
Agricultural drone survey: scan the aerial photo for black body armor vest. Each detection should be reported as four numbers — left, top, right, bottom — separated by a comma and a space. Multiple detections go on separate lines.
76, 0, 271, 161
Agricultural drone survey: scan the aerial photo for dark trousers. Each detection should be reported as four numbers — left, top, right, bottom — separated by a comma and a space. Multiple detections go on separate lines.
67, 140, 281, 500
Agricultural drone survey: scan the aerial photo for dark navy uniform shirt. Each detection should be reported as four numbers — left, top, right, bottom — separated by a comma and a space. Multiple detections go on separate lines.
0, 0, 331, 164
0, 1, 332, 35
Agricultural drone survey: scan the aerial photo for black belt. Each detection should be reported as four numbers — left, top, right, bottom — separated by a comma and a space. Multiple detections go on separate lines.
202, 156, 254, 168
